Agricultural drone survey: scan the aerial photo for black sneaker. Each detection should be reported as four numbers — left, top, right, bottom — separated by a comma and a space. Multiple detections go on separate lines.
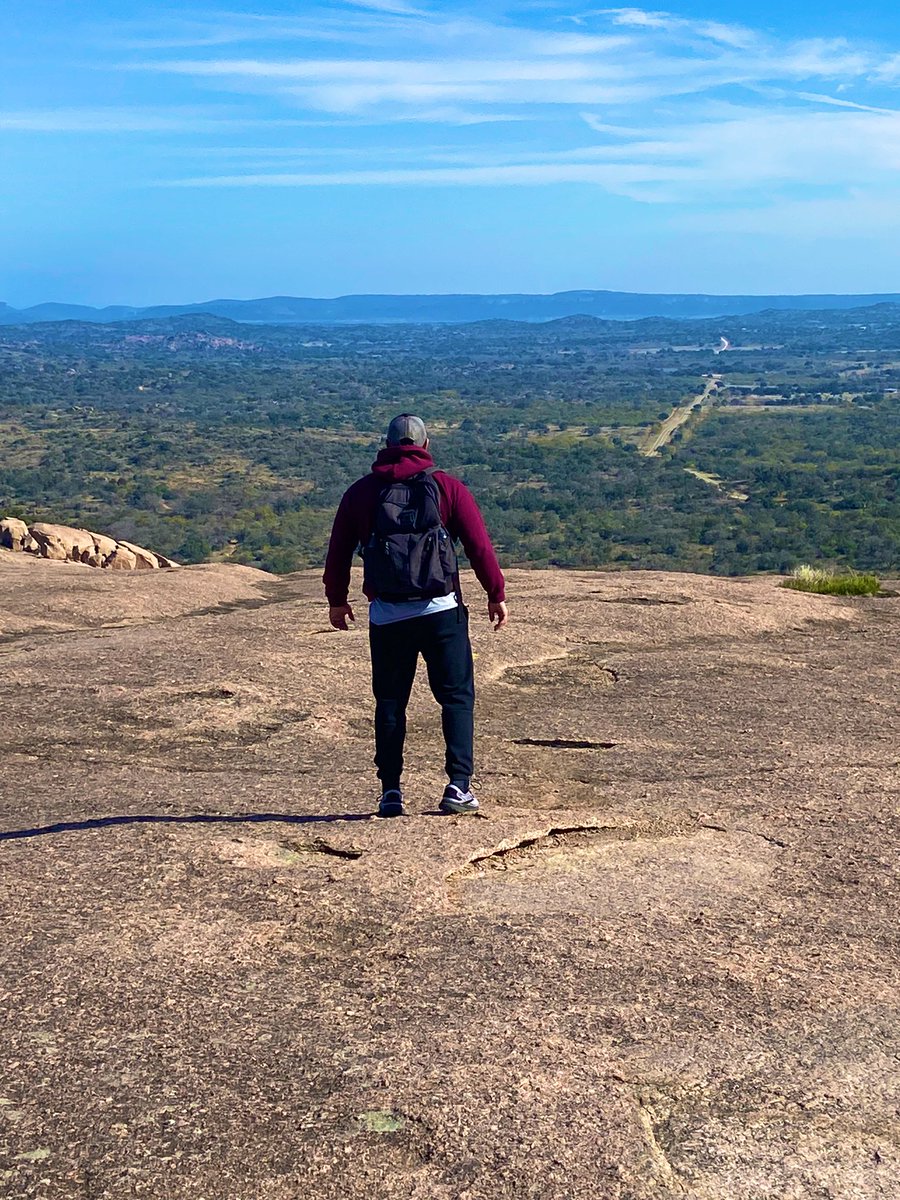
378, 789, 405, 818
439, 784, 480, 815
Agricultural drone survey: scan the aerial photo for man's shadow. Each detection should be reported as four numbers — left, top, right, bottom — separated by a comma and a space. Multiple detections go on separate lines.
0, 811, 377, 843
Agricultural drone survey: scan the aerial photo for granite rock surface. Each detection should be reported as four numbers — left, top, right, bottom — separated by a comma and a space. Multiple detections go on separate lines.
0, 519, 175, 571
1, 552, 898, 1199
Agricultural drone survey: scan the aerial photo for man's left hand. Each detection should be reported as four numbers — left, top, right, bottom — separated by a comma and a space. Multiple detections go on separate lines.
488, 601, 508, 631
329, 604, 356, 630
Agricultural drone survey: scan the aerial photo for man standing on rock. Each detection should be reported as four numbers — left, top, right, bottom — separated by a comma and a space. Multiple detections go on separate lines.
324, 414, 507, 818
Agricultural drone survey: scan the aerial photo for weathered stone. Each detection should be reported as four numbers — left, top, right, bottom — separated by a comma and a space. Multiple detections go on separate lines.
28, 526, 67, 560
0, 562, 897, 1199
0, 517, 34, 552
29, 522, 96, 563
116, 539, 160, 570
105, 544, 137, 570
7, 520, 172, 570
91, 532, 119, 566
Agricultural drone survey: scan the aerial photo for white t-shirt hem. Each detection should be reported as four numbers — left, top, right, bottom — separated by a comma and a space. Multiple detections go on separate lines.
368, 594, 459, 626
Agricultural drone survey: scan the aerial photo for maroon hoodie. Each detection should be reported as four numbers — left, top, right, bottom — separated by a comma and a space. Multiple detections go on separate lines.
323, 445, 506, 607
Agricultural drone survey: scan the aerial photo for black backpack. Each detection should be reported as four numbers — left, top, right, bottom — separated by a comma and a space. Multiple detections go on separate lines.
362, 468, 458, 601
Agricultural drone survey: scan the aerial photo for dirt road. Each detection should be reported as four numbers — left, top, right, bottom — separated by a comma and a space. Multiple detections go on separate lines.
640, 374, 721, 456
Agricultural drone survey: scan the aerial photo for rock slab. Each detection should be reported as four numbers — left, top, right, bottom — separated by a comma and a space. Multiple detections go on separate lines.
0, 561, 897, 1199
1, 516, 176, 570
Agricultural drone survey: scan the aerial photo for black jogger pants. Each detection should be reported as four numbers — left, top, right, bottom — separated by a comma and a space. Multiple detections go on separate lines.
368, 607, 475, 791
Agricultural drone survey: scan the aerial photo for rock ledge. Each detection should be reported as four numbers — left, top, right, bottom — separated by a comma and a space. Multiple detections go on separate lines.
0, 516, 177, 569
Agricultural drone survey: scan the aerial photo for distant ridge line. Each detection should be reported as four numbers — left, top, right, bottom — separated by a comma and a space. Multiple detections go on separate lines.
2, 290, 900, 327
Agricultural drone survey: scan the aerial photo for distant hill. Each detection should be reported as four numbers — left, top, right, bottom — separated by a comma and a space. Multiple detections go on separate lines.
3, 289, 900, 326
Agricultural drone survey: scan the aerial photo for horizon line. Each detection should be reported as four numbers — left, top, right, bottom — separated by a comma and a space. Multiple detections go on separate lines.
5, 286, 900, 311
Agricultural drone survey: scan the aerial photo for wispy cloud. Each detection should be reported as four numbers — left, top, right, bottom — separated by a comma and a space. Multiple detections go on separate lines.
158, 104, 900, 207
338, 0, 429, 15
120, 9, 894, 122
107, 8, 397, 51
161, 161, 699, 193
794, 91, 900, 116
0, 108, 374, 133
873, 54, 900, 82
596, 7, 758, 49
16, 3, 900, 232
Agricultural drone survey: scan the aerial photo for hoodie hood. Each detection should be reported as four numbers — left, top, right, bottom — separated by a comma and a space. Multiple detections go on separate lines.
371, 444, 435, 481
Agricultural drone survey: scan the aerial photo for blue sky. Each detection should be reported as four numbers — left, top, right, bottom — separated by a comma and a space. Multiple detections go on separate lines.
2, 0, 900, 306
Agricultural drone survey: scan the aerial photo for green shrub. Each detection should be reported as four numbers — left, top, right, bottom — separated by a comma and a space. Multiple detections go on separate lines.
782, 564, 881, 596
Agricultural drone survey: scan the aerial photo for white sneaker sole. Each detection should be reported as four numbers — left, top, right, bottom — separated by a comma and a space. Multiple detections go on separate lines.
439, 798, 480, 815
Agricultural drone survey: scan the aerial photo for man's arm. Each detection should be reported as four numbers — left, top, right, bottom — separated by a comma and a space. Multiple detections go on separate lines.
441, 476, 506, 609
323, 487, 361, 615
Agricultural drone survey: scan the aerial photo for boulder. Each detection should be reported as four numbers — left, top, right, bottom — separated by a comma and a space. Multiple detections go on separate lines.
0, 517, 35, 552
116, 540, 160, 570
86, 532, 119, 568
30, 523, 96, 563
105, 545, 138, 571
154, 552, 180, 569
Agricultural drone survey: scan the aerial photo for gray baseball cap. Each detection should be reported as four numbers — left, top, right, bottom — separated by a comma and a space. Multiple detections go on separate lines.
386, 413, 428, 446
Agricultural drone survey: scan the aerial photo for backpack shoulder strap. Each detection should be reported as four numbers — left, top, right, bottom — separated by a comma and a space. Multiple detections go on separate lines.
413, 466, 443, 503
425, 467, 450, 509
418, 466, 446, 508
425, 469, 461, 607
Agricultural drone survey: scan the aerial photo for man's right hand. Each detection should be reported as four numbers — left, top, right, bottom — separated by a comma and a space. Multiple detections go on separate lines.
329, 604, 356, 630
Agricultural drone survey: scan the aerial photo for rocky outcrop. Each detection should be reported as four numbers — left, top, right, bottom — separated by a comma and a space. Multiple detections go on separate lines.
107, 545, 139, 570
0, 517, 177, 570
30, 523, 97, 563
0, 517, 36, 553
88, 532, 119, 567
116, 540, 160, 570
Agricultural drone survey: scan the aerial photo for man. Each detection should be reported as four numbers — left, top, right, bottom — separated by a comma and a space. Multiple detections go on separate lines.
324, 414, 508, 818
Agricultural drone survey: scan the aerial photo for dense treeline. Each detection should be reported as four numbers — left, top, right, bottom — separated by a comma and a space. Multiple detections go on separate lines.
681, 401, 899, 573
1, 311, 897, 575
